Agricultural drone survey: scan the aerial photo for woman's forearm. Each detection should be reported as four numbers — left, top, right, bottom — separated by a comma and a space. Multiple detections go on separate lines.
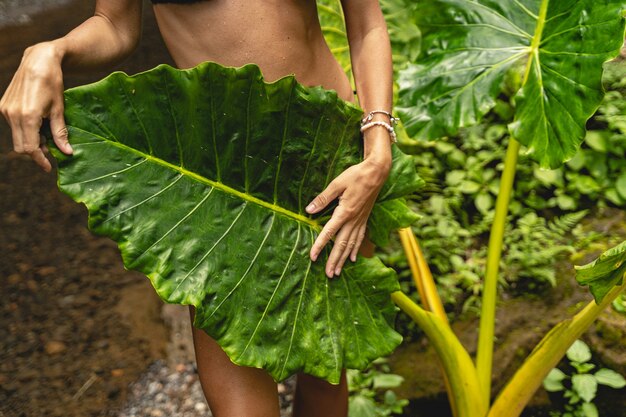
342, 0, 394, 170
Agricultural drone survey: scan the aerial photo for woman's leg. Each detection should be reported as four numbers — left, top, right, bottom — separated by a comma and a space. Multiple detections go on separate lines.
189, 307, 281, 417
292, 371, 348, 417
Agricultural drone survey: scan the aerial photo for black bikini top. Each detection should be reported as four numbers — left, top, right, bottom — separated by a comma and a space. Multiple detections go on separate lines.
151, 0, 206, 4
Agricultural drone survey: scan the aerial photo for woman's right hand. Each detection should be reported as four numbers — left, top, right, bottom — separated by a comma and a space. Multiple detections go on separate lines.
0, 41, 73, 172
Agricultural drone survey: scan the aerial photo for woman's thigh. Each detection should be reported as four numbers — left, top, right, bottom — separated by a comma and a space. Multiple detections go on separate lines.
293, 372, 348, 417
189, 307, 281, 417
189, 310, 349, 417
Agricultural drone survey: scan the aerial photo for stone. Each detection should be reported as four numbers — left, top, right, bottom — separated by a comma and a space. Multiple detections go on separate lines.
36, 266, 58, 276
44, 341, 67, 355
194, 402, 208, 412
7, 273, 22, 285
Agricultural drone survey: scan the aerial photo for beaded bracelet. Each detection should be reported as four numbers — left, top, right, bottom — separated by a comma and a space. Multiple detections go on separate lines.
361, 110, 400, 126
360, 120, 397, 143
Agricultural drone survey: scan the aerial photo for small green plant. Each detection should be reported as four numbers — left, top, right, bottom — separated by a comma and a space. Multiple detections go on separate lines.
613, 291, 626, 315
543, 339, 626, 417
347, 358, 409, 417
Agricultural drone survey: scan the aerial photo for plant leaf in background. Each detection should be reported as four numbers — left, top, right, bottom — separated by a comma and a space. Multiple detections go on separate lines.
316, 0, 352, 79
380, 0, 421, 72
594, 368, 626, 389
575, 240, 626, 304
566, 339, 592, 363
316, 0, 422, 79
397, 0, 626, 168
49, 62, 421, 383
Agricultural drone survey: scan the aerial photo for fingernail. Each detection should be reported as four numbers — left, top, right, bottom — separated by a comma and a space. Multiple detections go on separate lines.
326, 266, 334, 278
306, 203, 316, 213
335, 267, 341, 276
65, 143, 73, 153
311, 251, 318, 262
350, 254, 356, 262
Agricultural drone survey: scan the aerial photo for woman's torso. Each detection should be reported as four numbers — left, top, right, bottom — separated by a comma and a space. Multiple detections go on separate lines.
152, 0, 354, 101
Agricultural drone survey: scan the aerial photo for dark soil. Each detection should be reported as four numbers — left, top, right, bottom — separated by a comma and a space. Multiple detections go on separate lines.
0, 1, 176, 416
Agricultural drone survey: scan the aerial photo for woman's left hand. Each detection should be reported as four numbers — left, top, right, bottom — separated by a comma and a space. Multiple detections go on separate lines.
306, 156, 391, 278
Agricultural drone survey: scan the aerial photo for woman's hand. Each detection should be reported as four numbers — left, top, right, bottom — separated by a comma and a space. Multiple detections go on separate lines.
0, 42, 73, 172
306, 154, 391, 278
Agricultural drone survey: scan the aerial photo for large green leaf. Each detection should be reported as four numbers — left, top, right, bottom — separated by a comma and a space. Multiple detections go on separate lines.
397, 0, 626, 168
575, 240, 626, 304
49, 62, 421, 383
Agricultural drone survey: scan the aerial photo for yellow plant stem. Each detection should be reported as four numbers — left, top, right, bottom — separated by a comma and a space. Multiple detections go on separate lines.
398, 229, 455, 414
477, 0, 549, 402
398, 228, 449, 324
488, 280, 626, 417
476, 138, 521, 403
392, 292, 488, 417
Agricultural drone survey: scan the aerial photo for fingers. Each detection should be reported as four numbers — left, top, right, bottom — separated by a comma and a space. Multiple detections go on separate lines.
322, 226, 352, 278
350, 224, 367, 263
49, 106, 72, 155
310, 213, 343, 263
306, 179, 343, 214
1, 78, 64, 172
331, 226, 361, 277
15, 111, 53, 172
30, 148, 52, 172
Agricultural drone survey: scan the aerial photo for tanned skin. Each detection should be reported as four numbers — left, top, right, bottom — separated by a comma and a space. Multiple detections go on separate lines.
0, 1, 394, 416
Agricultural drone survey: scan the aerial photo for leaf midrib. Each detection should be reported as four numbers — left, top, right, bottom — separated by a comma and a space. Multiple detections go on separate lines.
69, 125, 321, 230
523, 0, 549, 85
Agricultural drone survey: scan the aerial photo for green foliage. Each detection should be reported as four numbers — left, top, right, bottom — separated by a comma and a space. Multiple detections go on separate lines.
612, 291, 626, 315
523, 61, 626, 211
316, 0, 420, 81
383, 61, 626, 323
316, 0, 352, 79
48, 62, 422, 383
505, 211, 588, 289
543, 340, 626, 417
383, 0, 626, 415
397, 0, 625, 168
348, 358, 409, 417
402, 61, 626, 214
576, 239, 626, 304
379, 0, 421, 73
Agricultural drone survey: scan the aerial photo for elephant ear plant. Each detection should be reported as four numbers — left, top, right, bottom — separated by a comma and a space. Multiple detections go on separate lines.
46, 62, 423, 384
390, 0, 626, 416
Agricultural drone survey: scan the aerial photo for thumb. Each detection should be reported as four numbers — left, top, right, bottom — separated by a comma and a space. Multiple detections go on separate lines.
49, 105, 72, 155
306, 180, 342, 214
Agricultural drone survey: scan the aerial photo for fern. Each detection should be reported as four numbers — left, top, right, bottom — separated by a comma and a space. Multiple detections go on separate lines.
503, 211, 588, 291
548, 210, 589, 235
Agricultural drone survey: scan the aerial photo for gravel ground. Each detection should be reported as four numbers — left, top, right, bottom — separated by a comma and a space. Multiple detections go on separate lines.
116, 361, 296, 417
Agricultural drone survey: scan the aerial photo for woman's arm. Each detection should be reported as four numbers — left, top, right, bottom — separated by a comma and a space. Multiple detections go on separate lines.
0, 0, 143, 172
306, 0, 394, 277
